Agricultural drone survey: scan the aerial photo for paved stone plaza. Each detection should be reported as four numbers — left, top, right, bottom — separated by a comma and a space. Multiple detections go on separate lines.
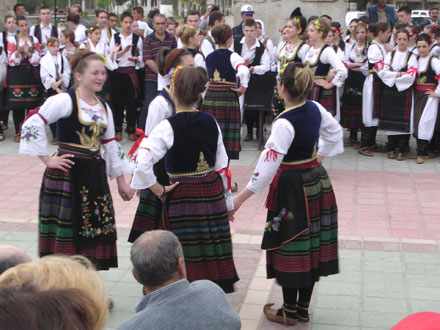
1, 125, 440, 330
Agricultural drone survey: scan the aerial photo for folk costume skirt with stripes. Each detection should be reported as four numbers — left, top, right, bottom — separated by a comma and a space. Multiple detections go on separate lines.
6, 61, 42, 110
309, 84, 337, 117
200, 82, 241, 160
163, 171, 239, 293
378, 85, 412, 132
263, 162, 339, 288
128, 158, 169, 243
39, 145, 117, 270
341, 70, 366, 129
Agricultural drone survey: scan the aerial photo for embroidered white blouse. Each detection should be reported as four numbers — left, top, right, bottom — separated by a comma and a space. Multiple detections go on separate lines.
246, 101, 344, 194
131, 115, 233, 211
19, 93, 130, 180
7, 36, 41, 66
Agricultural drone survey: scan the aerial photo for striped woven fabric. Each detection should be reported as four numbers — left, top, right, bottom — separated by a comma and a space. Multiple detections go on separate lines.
200, 83, 240, 160
309, 85, 336, 116
128, 188, 162, 243
341, 70, 366, 129
165, 171, 239, 293
413, 90, 430, 138
39, 167, 118, 271
266, 166, 339, 288
379, 85, 412, 132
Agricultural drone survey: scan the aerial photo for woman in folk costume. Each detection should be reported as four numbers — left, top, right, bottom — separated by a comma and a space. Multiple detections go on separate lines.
359, 22, 390, 157
175, 24, 205, 69
128, 48, 194, 243
60, 29, 79, 62
19, 51, 134, 270
200, 24, 249, 160
303, 18, 347, 121
80, 25, 118, 106
6, 16, 42, 143
377, 28, 417, 161
406, 25, 419, 55
340, 23, 369, 147
40, 38, 71, 144
131, 66, 239, 293
413, 34, 440, 164
0, 15, 16, 140
233, 63, 343, 326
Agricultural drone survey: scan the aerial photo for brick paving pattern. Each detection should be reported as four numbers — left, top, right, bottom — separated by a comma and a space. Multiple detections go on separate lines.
1, 124, 439, 329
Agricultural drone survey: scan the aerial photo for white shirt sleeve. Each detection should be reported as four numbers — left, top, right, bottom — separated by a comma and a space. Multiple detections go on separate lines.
252, 48, 270, 75
19, 93, 73, 156
100, 103, 131, 179
131, 119, 174, 190
320, 46, 347, 87
144, 95, 173, 136
394, 53, 417, 92
200, 38, 214, 58
194, 53, 206, 69
431, 57, 440, 97
246, 118, 293, 194
230, 51, 250, 88
315, 101, 344, 157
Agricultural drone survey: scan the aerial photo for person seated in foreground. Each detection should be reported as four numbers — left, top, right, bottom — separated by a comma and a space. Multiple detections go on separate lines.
0, 245, 31, 275
118, 230, 241, 330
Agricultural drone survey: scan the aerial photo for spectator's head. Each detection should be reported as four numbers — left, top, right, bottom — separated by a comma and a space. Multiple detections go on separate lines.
320, 14, 332, 24
429, 8, 439, 23
132, 6, 144, 21
38, 5, 51, 25
60, 28, 76, 45
176, 24, 200, 48
108, 13, 118, 29
255, 19, 265, 39
66, 13, 80, 27
378, 0, 388, 6
240, 4, 254, 22
0, 245, 30, 275
131, 230, 186, 291
243, 19, 257, 43
95, 9, 108, 27
277, 63, 313, 102
397, 6, 412, 24
4, 15, 17, 33
0, 286, 95, 330
370, 22, 391, 42
211, 23, 233, 46
69, 4, 83, 16
148, 8, 160, 20
0, 255, 108, 330
13, 3, 26, 17
209, 11, 225, 28
307, 18, 331, 43
166, 17, 177, 36
16, 16, 29, 34
153, 13, 167, 35
186, 10, 201, 30
156, 48, 194, 76
348, 18, 359, 35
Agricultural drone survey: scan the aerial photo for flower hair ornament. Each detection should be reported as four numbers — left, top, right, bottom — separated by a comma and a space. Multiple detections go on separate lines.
88, 26, 97, 33
313, 19, 322, 31
169, 65, 183, 85
47, 41, 55, 47
276, 63, 289, 84
291, 17, 301, 30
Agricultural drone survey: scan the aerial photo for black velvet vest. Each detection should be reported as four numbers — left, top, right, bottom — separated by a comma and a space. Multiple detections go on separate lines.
416, 56, 438, 86
306, 44, 331, 77
206, 49, 237, 83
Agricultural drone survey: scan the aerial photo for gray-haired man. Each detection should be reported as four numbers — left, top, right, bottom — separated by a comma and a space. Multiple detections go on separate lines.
118, 230, 241, 330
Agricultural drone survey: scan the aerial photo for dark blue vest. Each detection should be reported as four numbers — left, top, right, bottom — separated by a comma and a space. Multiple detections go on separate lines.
279, 101, 322, 163
165, 111, 219, 175
56, 89, 108, 148
307, 44, 331, 77
416, 56, 438, 86
206, 49, 237, 83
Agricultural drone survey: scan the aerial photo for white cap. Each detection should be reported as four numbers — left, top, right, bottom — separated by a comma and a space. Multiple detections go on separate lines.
240, 4, 254, 14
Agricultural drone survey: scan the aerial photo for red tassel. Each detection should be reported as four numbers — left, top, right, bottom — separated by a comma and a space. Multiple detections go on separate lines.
127, 129, 148, 160
406, 67, 418, 77
264, 148, 278, 162
217, 167, 232, 190
374, 60, 384, 71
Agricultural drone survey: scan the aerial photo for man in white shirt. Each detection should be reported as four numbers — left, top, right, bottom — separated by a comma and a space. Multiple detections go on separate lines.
200, 11, 225, 58
233, 19, 270, 141
66, 13, 87, 45
177, 10, 202, 48
95, 9, 114, 45
30, 6, 61, 56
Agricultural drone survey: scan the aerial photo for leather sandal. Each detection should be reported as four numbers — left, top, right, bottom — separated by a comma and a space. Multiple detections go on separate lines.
416, 156, 428, 164
263, 303, 297, 326
387, 151, 396, 159
0, 134, 4, 142
396, 153, 405, 161
358, 148, 373, 157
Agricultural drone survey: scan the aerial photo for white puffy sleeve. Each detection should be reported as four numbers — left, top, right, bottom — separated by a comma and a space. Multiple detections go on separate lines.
29, 37, 41, 66
431, 57, 440, 97
378, 52, 398, 87
315, 101, 344, 157
19, 93, 73, 156
100, 103, 131, 179
246, 118, 293, 194
131, 120, 174, 190
40, 55, 55, 90
394, 53, 417, 92
144, 96, 173, 136
321, 46, 347, 87
230, 51, 250, 88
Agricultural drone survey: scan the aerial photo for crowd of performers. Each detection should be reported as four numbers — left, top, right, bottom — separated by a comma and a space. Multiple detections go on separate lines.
12, 5, 440, 326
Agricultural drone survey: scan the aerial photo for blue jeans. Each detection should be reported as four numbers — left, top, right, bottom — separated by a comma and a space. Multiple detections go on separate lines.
138, 80, 159, 131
